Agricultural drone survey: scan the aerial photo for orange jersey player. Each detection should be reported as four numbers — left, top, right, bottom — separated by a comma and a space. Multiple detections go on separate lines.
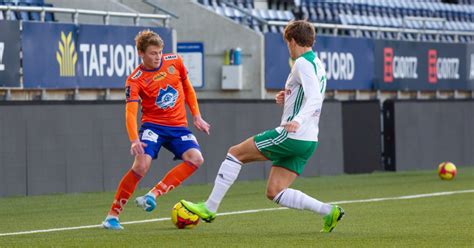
102, 29, 210, 230
125, 53, 200, 128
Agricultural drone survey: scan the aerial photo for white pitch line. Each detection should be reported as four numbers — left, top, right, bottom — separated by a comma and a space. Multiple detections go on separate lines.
0, 189, 473, 237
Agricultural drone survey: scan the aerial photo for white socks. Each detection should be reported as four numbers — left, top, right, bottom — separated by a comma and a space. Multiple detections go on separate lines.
205, 153, 242, 213
203, 154, 331, 217
273, 188, 332, 216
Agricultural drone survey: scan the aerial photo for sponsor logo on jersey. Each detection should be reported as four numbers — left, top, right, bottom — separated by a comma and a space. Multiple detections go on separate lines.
153, 71, 166, 81
156, 85, 179, 109
163, 54, 178, 61
131, 70, 142, 80
142, 129, 159, 143
312, 108, 321, 117
181, 134, 197, 142
168, 65, 175, 74
125, 86, 131, 98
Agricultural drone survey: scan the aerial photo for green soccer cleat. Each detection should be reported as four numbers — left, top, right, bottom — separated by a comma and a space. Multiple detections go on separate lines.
180, 200, 216, 223
320, 205, 345, 233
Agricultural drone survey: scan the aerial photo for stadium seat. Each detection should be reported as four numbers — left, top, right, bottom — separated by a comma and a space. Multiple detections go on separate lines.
0, 0, 4, 20
243, 0, 253, 9
283, 10, 294, 21
214, 5, 224, 16
4, 2, 17, 20
352, 14, 363, 26
22, 0, 44, 5
256, 8, 267, 20
43, 3, 55, 22
233, 8, 243, 23
17, 2, 31, 21
339, 14, 349, 25
222, 6, 234, 19
267, 9, 278, 21
307, 2, 317, 22
275, 10, 286, 21
315, 2, 325, 22
193, 0, 473, 41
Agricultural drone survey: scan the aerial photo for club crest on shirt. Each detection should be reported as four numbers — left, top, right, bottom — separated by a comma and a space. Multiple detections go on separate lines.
156, 85, 178, 109
168, 65, 175, 74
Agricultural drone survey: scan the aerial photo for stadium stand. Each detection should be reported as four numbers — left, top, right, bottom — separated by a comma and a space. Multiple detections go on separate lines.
198, 0, 474, 42
0, 0, 472, 101
0, 0, 55, 21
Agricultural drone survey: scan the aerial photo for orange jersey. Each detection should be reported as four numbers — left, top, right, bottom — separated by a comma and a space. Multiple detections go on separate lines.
125, 53, 200, 127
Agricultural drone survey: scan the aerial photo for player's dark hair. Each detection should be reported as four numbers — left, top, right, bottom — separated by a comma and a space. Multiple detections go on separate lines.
283, 20, 316, 47
135, 29, 164, 52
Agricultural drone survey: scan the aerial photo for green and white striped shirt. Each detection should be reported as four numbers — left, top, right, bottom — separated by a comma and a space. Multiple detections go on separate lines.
280, 50, 327, 142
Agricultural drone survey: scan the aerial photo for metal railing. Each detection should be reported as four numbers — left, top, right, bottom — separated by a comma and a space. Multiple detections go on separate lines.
0, 5, 171, 26
221, 0, 268, 26
142, 0, 179, 20
267, 20, 474, 42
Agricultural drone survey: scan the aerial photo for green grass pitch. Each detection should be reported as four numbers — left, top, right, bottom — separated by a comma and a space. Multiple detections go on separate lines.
0, 167, 473, 247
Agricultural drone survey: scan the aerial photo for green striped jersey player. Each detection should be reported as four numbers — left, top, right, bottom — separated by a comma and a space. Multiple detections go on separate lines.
181, 20, 344, 233
280, 49, 327, 142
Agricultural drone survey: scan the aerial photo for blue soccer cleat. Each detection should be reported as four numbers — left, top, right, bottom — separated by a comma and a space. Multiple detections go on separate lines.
102, 216, 124, 230
135, 194, 156, 212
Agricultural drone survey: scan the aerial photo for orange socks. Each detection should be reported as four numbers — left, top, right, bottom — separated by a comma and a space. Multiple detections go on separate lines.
109, 169, 142, 216
150, 161, 198, 198
108, 162, 198, 216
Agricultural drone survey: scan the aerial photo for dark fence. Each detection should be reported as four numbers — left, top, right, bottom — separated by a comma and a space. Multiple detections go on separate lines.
383, 100, 474, 171
0, 100, 344, 197
342, 101, 382, 173
1, 100, 472, 197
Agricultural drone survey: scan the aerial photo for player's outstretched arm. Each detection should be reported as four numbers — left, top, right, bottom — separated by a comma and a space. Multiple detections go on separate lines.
182, 76, 211, 135
125, 102, 147, 155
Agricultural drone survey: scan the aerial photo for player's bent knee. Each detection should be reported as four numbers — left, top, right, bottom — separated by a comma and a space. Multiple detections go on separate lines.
132, 163, 148, 176
188, 156, 204, 167
228, 145, 245, 161
227, 145, 239, 156
132, 157, 151, 176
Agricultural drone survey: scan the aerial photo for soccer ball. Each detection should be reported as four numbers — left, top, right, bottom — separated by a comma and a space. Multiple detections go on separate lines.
438, 162, 457, 180
171, 202, 200, 229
